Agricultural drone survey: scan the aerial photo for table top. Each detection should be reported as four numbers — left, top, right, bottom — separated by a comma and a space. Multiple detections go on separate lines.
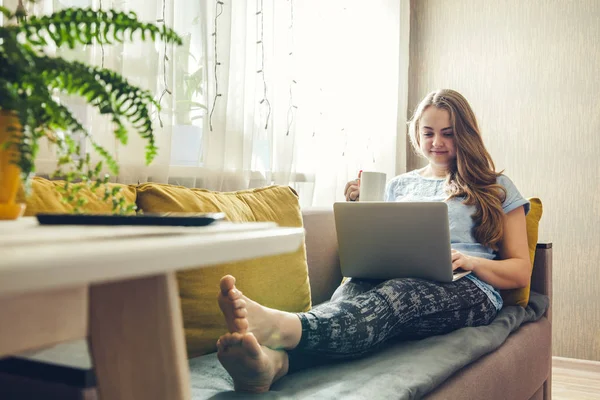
0, 217, 305, 297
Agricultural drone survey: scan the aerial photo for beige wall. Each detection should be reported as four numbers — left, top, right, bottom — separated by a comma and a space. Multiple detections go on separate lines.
407, 0, 600, 361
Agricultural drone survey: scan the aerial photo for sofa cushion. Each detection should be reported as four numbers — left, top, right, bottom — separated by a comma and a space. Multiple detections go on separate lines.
501, 197, 543, 307
136, 183, 312, 357
18, 177, 137, 216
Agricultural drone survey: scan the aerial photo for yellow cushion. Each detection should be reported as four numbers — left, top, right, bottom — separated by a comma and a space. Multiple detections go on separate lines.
17, 177, 137, 216
136, 183, 311, 357
500, 197, 543, 307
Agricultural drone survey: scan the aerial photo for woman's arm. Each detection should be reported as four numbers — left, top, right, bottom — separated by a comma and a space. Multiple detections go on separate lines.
451, 206, 531, 289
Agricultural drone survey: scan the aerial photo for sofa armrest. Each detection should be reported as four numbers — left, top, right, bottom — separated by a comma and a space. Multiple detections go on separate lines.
301, 208, 343, 305
531, 243, 552, 323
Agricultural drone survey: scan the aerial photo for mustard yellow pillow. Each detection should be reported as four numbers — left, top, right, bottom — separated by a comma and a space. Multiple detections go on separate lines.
500, 197, 543, 307
136, 183, 311, 357
17, 177, 137, 216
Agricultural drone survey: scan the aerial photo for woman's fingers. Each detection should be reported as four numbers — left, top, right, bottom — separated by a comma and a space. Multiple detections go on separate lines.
452, 255, 464, 270
348, 188, 360, 201
452, 250, 463, 270
344, 179, 359, 194
452, 251, 475, 271
344, 182, 360, 201
344, 179, 358, 194
345, 189, 357, 201
344, 181, 352, 194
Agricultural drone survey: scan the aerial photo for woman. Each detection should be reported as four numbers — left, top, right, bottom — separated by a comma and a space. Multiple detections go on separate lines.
215, 89, 531, 393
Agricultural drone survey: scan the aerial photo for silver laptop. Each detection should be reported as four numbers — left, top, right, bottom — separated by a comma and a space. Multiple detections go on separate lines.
333, 202, 471, 282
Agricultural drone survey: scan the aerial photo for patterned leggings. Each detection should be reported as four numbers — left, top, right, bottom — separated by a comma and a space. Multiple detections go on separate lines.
288, 277, 497, 372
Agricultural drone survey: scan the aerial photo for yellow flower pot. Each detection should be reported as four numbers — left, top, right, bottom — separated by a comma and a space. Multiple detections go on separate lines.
0, 111, 26, 219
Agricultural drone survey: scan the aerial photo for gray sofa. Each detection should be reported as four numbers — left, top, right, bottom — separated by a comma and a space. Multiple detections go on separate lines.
301, 208, 553, 400
0, 208, 552, 400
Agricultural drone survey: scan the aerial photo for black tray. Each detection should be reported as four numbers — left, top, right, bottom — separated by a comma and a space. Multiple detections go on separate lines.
36, 212, 226, 227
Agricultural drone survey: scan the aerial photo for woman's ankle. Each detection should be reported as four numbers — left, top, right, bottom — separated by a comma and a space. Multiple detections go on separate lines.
259, 308, 301, 350
277, 311, 302, 350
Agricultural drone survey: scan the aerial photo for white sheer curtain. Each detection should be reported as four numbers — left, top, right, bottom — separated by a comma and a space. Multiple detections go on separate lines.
25, 0, 401, 207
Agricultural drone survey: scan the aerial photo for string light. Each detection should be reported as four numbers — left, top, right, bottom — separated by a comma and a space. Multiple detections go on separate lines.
286, 0, 297, 136
15, 0, 26, 22
312, 100, 322, 137
94, 0, 109, 164
157, 0, 172, 128
209, 0, 224, 132
99, 0, 104, 68
256, 0, 271, 130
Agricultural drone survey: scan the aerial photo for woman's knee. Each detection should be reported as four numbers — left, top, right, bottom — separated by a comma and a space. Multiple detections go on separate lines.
377, 277, 427, 292
330, 278, 377, 301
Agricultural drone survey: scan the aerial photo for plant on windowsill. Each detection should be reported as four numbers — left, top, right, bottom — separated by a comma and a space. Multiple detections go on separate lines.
174, 32, 206, 126
170, 31, 206, 166
0, 2, 182, 219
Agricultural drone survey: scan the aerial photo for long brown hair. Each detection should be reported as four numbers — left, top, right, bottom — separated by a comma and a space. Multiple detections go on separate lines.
408, 89, 506, 251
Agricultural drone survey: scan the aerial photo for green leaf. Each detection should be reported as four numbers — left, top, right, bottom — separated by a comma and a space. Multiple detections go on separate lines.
0, 6, 13, 19
94, 161, 103, 175
91, 142, 119, 175
17, 8, 182, 50
189, 101, 208, 110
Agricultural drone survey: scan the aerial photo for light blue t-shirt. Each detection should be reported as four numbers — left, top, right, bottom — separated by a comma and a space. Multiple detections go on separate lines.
385, 169, 530, 310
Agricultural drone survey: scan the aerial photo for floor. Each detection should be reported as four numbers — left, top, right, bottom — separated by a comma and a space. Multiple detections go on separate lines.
553, 357, 600, 400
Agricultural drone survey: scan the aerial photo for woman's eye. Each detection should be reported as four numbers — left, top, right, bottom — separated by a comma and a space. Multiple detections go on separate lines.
423, 132, 433, 137
443, 133, 454, 137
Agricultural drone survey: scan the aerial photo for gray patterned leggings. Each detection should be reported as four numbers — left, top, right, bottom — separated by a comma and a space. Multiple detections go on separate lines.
288, 277, 497, 372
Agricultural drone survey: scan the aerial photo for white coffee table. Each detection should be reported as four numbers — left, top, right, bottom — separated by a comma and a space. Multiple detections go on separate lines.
0, 217, 305, 399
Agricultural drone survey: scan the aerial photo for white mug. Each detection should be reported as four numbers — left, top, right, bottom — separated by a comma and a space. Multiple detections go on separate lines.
360, 171, 387, 201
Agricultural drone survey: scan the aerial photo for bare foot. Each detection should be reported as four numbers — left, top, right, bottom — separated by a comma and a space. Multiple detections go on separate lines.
217, 332, 288, 393
217, 275, 249, 333
217, 275, 301, 350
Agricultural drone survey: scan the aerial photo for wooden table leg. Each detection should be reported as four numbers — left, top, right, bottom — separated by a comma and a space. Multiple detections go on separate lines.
88, 273, 190, 400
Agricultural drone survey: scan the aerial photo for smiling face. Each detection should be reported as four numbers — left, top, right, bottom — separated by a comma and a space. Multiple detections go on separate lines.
419, 106, 457, 174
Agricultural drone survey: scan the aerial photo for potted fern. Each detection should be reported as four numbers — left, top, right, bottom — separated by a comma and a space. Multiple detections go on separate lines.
0, 2, 182, 219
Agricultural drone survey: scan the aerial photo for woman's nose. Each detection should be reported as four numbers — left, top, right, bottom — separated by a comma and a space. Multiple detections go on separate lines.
432, 135, 442, 147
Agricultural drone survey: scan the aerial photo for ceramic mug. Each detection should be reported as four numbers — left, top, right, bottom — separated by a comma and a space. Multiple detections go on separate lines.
359, 171, 387, 201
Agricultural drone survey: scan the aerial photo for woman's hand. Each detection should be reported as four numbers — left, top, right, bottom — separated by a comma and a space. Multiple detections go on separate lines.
344, 172, 361, 201
451, 249, 479, 272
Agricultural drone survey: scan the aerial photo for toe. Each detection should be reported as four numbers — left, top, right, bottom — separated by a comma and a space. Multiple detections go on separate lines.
219, 334, 232, 347
230, 332, 244, 343
221, 333, 241, 348
228, 288, 243, 301
232, 299, 246, 309
235, 308, 248, 318
220, 275, 236, 296
241, 333, 262, 359
234, 318, 249, 332
217, 337, 229, 351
